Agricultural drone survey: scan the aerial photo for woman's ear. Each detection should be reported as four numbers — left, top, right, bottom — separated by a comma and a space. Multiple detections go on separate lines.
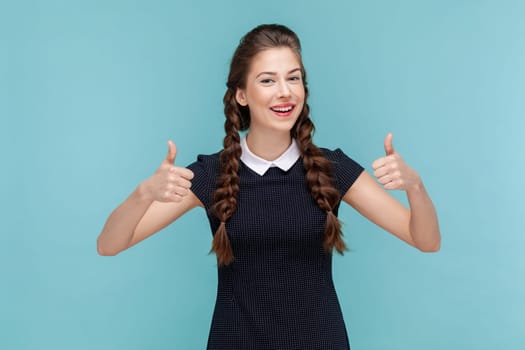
235, 88, 248, 106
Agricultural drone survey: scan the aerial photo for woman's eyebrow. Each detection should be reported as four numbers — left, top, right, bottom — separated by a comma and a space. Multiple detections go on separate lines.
255, 68, 302, 78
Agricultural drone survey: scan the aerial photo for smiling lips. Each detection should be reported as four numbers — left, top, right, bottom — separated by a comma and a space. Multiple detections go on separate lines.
270, 103, 295, 117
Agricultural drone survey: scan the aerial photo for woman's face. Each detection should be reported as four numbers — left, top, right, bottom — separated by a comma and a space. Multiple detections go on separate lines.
235, 47, 305, 135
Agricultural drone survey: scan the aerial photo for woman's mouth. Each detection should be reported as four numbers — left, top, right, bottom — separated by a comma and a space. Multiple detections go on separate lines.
270, 104, 295, 117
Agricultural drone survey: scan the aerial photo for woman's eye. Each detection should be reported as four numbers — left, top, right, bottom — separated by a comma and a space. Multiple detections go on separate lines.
260, 79, 274, 84
289, 76, 301, 82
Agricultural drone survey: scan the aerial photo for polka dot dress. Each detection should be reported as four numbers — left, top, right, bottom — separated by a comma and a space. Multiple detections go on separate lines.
187, 148, 364, 349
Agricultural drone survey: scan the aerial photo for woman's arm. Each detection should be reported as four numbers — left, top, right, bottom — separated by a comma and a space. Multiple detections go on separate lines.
343, 134, 440, 252
97, 141, 201, 256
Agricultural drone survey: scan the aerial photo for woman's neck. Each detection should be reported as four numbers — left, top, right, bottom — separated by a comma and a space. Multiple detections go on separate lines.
245, 130, 292, 161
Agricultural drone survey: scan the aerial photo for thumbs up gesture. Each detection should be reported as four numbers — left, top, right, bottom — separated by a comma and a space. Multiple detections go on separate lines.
144, 140, 195, 202
372, 133, 421, 191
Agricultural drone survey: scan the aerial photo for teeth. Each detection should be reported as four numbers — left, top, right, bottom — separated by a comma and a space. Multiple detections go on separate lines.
272, 106, 293, 112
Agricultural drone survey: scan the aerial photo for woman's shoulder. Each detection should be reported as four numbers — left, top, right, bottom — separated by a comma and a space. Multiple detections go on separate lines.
195, 151, 221, 163
319, 146, 365, 173
187, 151, 221, 172
318, 146, 365, 193
319, 147, 354, 161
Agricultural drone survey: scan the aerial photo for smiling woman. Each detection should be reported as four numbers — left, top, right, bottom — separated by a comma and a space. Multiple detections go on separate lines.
97, 23, 440, 350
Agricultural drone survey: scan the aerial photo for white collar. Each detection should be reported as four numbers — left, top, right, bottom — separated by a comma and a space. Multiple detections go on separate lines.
240, 135, 300, 175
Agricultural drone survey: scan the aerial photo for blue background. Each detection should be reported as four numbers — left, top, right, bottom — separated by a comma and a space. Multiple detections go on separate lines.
2, 0, 524, 349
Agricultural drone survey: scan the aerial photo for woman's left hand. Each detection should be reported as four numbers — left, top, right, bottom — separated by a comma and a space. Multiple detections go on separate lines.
372, 133, 422, 191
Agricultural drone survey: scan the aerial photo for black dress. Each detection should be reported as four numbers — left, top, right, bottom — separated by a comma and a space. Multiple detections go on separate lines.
187, 148, 364, 350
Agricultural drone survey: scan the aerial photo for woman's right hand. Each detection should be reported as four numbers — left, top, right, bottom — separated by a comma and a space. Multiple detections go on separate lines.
98, 140, 198, 255
142, 140, 195, 203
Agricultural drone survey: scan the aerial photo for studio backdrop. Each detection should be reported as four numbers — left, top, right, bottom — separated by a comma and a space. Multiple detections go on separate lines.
2, 0, 524, 349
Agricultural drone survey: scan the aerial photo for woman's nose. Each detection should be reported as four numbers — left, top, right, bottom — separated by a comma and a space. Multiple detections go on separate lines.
277, 80, 291, 98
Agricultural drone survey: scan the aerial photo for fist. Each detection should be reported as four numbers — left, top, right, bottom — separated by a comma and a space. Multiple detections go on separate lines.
144, 141, 194, 202
371, 133, 421, 191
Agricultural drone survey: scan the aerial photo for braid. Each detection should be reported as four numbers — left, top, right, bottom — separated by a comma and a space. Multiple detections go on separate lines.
293, 99, 347, 254
211, 88, 242, 266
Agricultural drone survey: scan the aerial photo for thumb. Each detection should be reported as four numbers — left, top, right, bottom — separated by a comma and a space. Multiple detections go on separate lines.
165, 140, 177, 164
384, 133, 395, 156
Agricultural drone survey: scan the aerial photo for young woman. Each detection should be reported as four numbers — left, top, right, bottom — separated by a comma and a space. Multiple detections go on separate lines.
98, 24, 440, 349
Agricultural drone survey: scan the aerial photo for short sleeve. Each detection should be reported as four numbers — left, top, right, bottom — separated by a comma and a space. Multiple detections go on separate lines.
186, 153, 220, 209
322, 148, 365, 197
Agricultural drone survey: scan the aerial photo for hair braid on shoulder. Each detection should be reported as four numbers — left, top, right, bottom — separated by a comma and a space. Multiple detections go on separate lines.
294, 106, 347, 254
211, 88, 243, 266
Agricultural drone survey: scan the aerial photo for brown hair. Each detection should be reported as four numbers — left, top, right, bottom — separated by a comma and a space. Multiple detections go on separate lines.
212, 24, 346, 266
